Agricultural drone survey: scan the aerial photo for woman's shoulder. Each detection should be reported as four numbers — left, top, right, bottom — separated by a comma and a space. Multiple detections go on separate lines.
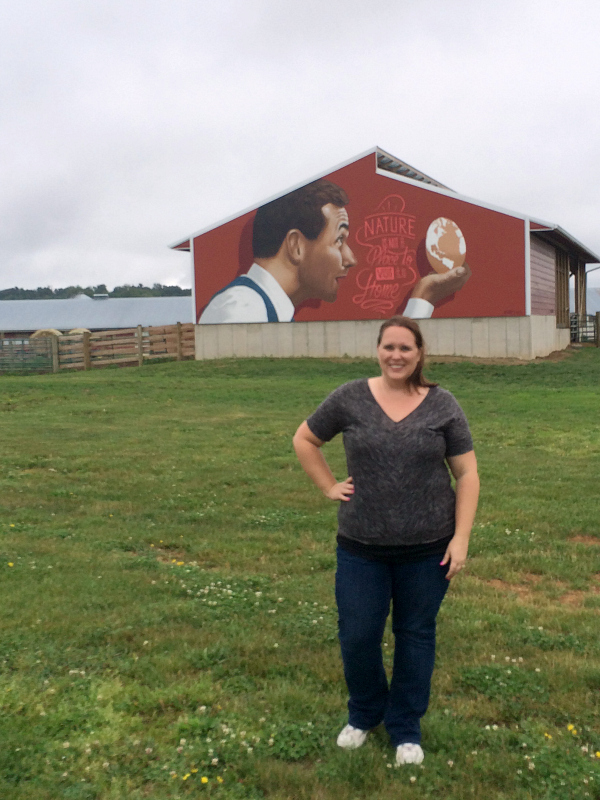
328, 377, 369, 396
319, 378, 369, 407
427, 385, 464, 409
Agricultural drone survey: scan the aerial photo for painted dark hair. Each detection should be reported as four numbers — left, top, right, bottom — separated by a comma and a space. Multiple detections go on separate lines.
377, 315, 437, 389
252, 179, 349, 259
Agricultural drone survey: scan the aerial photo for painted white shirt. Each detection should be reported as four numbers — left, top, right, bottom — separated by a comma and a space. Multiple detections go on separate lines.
198, 264, 295, 324
198, 263, 434, 324
403, 297, 434, 319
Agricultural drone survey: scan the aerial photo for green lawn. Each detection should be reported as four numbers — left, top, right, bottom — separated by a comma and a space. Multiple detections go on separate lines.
1, 348, 599, 799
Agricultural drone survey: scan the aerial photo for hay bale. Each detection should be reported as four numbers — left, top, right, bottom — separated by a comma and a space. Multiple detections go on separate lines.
67, 328, 91, 335
31, 329, 62, 338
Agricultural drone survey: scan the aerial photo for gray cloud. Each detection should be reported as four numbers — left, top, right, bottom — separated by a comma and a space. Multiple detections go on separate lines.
0, 0, 599, 290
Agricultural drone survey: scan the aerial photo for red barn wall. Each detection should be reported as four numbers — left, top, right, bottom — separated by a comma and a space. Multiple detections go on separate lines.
193, 153, 527, 323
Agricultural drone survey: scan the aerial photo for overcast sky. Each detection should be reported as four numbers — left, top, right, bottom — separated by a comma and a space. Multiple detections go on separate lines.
1, 0, 599, 291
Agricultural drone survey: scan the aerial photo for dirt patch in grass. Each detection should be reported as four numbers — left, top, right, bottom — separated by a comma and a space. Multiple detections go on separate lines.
559, 588, 600, 606
569, 535, 600, 546
427, 349, 577, 366
486, 574, 543, 600
483, 573, 600, 607
155, 551, 188, 563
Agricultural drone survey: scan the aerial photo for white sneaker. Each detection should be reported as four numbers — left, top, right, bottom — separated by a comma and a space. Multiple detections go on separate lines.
336, 724, 368, 749
395, 743, 424, 765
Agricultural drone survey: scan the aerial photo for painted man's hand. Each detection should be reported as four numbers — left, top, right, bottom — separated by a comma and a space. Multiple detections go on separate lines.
410, 263, 472, 306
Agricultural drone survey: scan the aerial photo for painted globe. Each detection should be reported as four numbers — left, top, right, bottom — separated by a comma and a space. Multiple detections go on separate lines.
425, 217, 467, 273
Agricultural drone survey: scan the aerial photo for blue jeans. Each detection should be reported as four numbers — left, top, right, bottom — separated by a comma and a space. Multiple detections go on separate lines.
335, 546, 449, 746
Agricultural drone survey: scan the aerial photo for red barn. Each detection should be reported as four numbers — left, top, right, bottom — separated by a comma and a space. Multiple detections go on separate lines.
171, 147, 599, 359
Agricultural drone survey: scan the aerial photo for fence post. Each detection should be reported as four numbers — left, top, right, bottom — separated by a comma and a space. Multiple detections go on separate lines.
596, 312, 600, 348
83, 331, 91, 370
51, 334, 59, 373
176, 322, 183, 361
137, 325, 144, 366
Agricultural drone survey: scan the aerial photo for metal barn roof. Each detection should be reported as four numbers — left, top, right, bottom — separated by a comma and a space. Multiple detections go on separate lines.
0, 295, 194, 334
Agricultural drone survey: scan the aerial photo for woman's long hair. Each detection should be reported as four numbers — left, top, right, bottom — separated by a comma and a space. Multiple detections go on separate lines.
377, 316, 437, 389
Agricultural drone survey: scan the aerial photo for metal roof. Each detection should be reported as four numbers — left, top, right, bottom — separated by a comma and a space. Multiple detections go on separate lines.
375, 148, 452, 190
529, 222, 600, 265
0, 295, 194, 333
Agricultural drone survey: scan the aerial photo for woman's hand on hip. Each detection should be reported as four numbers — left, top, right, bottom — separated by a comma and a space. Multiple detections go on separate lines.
325, 477, 354, 502
440, 535, 469, 579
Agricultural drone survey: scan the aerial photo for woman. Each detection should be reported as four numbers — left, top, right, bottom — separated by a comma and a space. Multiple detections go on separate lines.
293, 316, 479, 765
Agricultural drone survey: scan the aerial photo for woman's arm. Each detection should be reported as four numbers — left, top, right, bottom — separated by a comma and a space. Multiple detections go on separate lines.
440, 450, 480, 579
292, 421, 354, 501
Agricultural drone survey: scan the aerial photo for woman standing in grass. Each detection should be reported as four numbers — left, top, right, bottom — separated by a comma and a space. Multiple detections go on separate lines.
293, 316, 479, 765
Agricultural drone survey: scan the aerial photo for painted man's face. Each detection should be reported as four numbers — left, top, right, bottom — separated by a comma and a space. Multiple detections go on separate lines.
298, 204, 357, 303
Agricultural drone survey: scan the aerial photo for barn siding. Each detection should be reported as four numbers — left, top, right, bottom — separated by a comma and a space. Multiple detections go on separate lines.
530, 236, 556, 315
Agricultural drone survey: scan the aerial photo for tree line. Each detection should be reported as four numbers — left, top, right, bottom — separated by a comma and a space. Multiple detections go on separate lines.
0, 284, 192, 300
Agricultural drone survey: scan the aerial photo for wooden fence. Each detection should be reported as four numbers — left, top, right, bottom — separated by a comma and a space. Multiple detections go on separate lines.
0, 323, 194, 374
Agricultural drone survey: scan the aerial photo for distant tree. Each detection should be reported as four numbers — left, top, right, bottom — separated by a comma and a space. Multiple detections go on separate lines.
152, 284, 191, 297
111, 284, 154, 298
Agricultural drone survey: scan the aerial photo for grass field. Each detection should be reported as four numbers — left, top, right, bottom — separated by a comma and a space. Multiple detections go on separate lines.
1, 347, 600, 799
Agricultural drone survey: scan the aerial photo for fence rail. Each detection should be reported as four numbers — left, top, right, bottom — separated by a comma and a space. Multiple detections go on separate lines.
0, 323, 194, 374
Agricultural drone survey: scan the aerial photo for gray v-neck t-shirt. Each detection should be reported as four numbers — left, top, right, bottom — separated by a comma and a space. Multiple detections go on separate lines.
306, 380, 473, 547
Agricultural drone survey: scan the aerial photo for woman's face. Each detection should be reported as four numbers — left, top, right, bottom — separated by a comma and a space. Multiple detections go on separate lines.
377, 325, 422, 383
